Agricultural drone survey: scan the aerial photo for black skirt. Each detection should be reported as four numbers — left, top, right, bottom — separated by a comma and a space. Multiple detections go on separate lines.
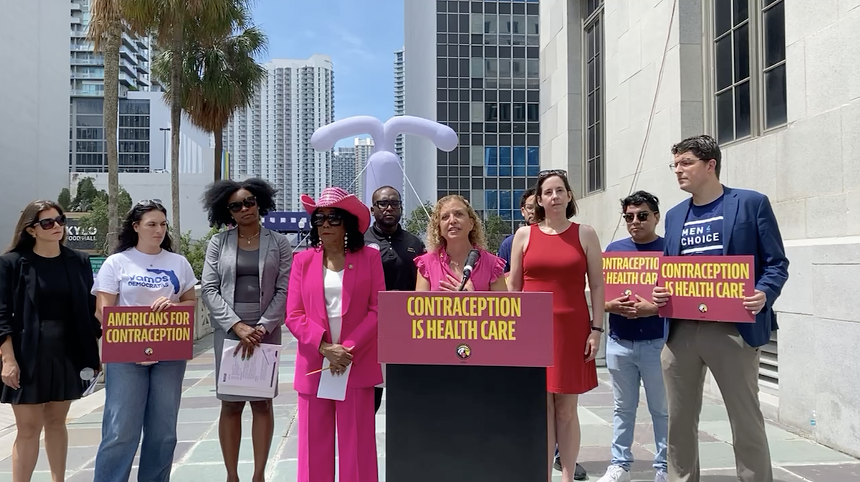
0, 319, 85, 405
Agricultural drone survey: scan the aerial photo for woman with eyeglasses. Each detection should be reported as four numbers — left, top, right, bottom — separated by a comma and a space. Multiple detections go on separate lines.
508, 170, 605, 482
91, 200, 198, 482
201, 178, 292, 482
285, 187, 384, 482
0, 200, 101, 482
414, 194, 507, 292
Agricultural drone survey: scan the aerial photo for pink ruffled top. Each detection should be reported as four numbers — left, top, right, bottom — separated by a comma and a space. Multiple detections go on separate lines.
414, 247, 506, 291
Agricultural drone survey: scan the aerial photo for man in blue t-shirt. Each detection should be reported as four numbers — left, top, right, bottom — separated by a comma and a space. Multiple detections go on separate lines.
595, 191, 667, 482
497, 187, 536, 273
653, 135, 789, 482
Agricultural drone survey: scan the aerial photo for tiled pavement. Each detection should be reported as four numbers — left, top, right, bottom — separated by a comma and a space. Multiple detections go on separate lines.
0, 334, 858, 482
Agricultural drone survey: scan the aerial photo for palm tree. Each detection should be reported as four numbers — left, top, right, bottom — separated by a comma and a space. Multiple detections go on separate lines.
153, 8, 267, 181
122, 0, 244, 251
86, 0, 121, 253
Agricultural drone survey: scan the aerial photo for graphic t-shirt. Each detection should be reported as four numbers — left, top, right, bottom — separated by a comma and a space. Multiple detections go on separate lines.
680, 195, 725, 256
92, 248, 198, 307
605, 237, 665, 340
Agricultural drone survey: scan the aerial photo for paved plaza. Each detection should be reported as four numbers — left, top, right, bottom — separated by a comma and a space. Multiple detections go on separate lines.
0, 335, 857, 482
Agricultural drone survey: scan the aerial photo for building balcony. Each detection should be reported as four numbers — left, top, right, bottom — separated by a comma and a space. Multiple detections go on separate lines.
70, 44, 92, 51
70, 57, 103, 66
70, 29, 87, 38
71, 3, 82, 11
71, 71, 105, 80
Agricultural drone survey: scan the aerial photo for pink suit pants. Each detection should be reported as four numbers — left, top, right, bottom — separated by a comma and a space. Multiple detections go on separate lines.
297, 388, 378, 482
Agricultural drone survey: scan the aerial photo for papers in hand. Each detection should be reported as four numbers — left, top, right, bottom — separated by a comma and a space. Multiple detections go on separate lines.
317, 363, 352, 401
217, 339, 280, 399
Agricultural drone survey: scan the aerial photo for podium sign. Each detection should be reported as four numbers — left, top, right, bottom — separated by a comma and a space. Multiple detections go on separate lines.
382, 291, 553, 482
378, 291, 553, 367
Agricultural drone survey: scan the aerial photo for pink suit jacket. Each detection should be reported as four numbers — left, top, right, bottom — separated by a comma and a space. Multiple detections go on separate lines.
285, 246, 385, 395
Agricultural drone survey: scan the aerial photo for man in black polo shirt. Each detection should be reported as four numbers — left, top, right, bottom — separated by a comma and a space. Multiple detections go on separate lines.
364, 185, 426, 413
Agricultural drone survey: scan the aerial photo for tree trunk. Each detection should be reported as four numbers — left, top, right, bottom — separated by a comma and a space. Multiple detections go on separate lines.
214, 128, 223, 181
170, 24, 184, 253
104, 26, 121, 254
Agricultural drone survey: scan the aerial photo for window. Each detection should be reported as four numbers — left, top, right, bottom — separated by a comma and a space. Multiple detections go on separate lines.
583, 0, 604, 194
710, 0, 786, 144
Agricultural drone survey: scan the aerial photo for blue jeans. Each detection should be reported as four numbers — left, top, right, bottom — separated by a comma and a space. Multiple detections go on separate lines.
93, 361, 187, 482
605, 337, 668, 472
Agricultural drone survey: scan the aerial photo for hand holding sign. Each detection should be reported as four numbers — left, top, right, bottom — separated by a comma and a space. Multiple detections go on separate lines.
606, 296, 636, 317
743, 289, 767, 315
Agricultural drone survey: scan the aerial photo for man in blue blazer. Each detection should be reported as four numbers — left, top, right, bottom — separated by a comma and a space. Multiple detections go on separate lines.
652, 135, 789, 482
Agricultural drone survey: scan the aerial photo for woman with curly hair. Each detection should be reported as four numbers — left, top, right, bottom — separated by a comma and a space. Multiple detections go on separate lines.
200, 178, 292, 482
414, 194, 507, 292
285, 187, 384, 482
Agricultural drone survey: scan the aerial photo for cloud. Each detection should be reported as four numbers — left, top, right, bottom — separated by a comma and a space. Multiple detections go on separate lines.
331, 28, 377, 62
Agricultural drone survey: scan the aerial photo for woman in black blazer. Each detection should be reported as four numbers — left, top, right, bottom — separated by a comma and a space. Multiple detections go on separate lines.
0, 199, 101, 482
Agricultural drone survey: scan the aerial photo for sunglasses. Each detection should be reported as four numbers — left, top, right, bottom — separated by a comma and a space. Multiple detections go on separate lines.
623, 211, 654, 223
33, 215, 67, 230
137, 199, 165, 210
374, 199, 402, 209
312, 211, 344, 227
228, 196, 257, 213
539, 169, 568, 177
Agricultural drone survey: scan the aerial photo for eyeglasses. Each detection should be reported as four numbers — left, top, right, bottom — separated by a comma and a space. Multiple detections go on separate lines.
228, 196, 257, 213
33, 215, 67, 230
374, 199, 402, 210
622, 212, 654, 223
312, 211, 343, 227
539, 169, 568, 177
668, 158, 704, 171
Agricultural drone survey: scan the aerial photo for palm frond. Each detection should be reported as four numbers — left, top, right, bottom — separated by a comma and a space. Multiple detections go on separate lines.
86, 0, 121, 51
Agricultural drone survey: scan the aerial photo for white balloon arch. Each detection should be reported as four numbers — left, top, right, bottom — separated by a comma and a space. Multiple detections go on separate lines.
310, 115, 458, 211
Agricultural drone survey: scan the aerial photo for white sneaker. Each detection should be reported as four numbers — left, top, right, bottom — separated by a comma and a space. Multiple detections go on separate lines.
654, 471, 668, 482
596, 465, 631, 482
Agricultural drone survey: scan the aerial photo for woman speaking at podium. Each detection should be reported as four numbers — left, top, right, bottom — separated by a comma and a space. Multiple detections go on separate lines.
285, 187, 385, 482
507, 170, 605, 482
414, 195, 507, 292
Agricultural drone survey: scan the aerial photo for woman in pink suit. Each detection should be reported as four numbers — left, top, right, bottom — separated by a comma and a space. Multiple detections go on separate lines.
285, 187, 384, 482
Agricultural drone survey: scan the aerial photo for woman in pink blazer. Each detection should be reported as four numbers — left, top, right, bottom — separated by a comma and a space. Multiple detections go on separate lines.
285, 187, 384, 482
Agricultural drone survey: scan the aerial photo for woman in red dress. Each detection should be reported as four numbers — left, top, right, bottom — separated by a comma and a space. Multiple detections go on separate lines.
508, 170, 605, 482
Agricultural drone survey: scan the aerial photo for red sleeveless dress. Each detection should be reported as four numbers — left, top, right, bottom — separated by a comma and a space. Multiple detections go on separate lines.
523, 223, 598, 394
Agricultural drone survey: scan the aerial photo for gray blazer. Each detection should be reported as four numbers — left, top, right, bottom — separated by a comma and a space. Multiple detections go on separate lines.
201, 227, 292, 335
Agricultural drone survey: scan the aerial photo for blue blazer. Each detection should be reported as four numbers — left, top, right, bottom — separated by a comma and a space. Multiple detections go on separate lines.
663, 186, 789, 348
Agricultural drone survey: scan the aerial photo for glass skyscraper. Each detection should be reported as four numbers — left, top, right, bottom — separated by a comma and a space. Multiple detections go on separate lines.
405, 0, 540, 232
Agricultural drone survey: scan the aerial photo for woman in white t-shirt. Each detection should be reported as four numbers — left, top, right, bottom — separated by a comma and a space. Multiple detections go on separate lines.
90, 200, 198, 482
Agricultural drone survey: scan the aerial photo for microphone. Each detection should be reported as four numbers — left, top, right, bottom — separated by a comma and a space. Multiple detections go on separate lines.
458, 249, 481, 291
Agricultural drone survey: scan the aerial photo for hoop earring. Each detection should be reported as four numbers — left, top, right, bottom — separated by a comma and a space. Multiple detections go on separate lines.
344, 232, 348, 253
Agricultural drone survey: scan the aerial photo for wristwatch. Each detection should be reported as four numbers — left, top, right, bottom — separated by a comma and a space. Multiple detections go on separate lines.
591, 326, 605, 333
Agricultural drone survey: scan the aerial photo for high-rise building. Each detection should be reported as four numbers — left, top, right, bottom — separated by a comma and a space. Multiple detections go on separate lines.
223, 55, 335, 211
353, 137, 374, 199
404, 0, 541, 232
332, 146, 356, 194
69, 0, 159, 173
394, 48, 405, 161
70, 1, 156, 97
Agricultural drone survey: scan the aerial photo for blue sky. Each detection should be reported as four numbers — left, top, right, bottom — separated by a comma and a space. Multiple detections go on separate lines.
251, 0, 404, 146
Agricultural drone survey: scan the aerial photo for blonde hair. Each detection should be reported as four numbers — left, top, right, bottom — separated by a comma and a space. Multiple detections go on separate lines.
426, 195, 487, 252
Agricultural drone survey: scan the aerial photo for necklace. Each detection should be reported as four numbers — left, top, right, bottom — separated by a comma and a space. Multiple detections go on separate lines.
239, 230, 260, 245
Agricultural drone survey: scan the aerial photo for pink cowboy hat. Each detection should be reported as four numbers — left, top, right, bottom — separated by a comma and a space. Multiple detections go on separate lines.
301, 187, 371, 233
